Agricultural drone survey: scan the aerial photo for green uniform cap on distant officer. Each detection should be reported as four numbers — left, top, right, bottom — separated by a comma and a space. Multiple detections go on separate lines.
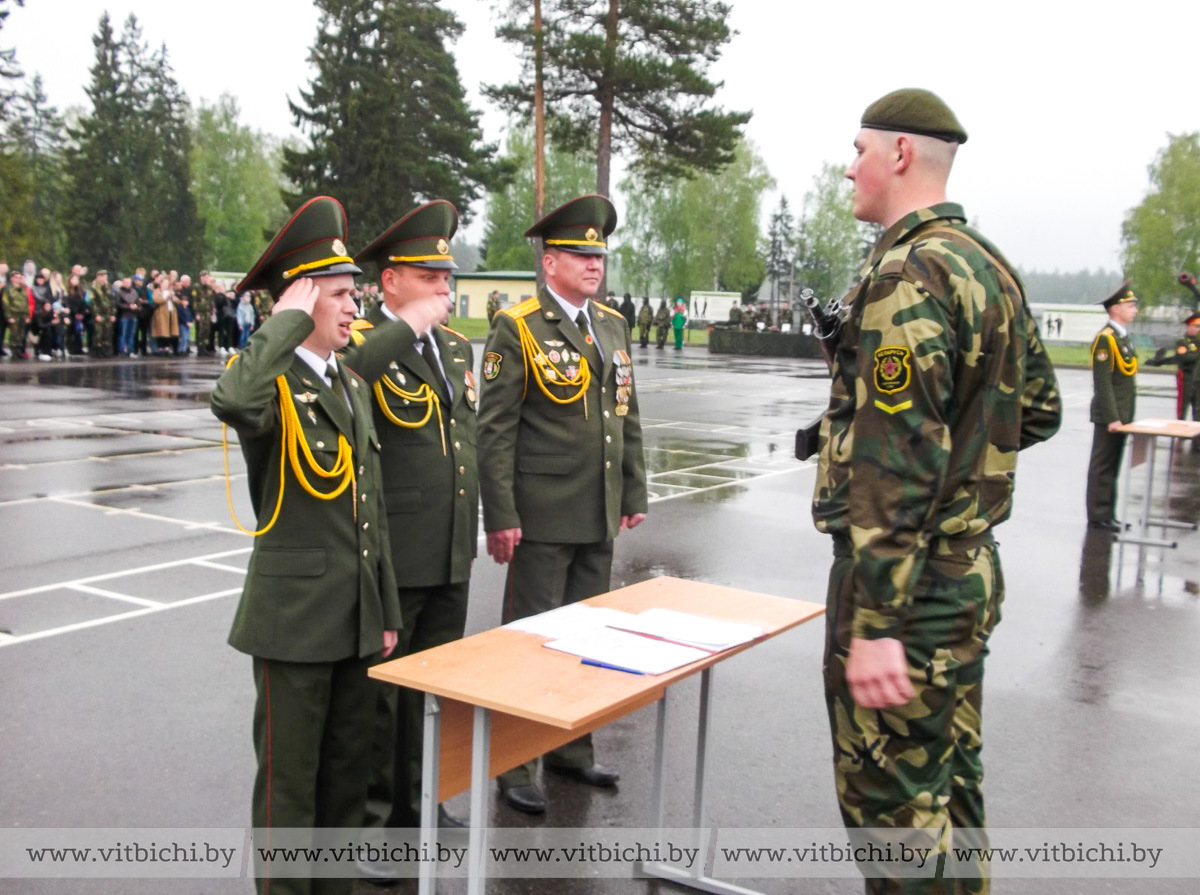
355, 199, 459, 271
236, 195, 361, 297
1100, 281, 1138, 310
861, 87, 968, 144
524, 194, 617, 256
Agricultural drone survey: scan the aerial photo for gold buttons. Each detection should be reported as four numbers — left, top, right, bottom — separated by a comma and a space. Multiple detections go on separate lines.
361, 492, 368, 502
358, 465, 365, 475
454, 441, 461, 450
603, 411, 610, 419
450, 418, 457, 427
458, 466, 465, 475
363, 522, 369, 530
605, 461, 612, 469
362, 549, 369, 557
605, 435, 612, 443
316, 441, 325, 448
458, 488, 466, 497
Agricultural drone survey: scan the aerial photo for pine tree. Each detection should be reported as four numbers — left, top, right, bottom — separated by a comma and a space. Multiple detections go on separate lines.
284, 0, 504, 241
63, 12, 126, 271
7, 74, 68, 265
488, 0, 750, 196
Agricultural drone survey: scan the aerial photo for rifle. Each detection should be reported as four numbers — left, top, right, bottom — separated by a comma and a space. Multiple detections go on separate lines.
795, 288, 845, 461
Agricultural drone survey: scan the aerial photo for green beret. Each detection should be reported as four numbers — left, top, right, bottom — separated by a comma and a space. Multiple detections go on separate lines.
526, 194, 617, 256
861, 88, 968, 144
1099, 281, 1137, 310
355, 200, 459, 271
237, 196, 361, 298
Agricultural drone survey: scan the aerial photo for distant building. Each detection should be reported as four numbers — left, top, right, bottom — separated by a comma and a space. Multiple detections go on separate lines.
451, 271, 537, 319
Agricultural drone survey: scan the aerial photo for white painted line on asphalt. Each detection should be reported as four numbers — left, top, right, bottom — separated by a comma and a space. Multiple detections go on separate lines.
0, 546, 252, 602
68, 583, 164, 609
648, 464, 809, 505
0, 587, 242, 649
191, 560, 248, 575
0, 631, 14, 644
48, 496, 245, 536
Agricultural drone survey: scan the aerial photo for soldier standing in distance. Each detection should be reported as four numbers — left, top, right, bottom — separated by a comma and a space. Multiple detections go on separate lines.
1085, 284, 1139, 532
653, 298, 670, 349
2, 270, 31, 359
210, 197, 440, 895
90, 270, 116, 358
636, 296, 652, 347
478, 194, 648, 815
487, 289, 501, 325
812, 88, 1061, 891
338, 201, 478, 848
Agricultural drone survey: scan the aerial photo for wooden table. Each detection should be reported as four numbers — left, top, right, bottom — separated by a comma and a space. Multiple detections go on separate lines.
369, 575, 824, 894
1114, 419, 1200, 559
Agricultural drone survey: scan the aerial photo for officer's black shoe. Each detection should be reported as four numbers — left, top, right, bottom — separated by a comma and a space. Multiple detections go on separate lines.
500, 782, 547, 814
547, 763, 619, 787
438, 805, 468, 828
1088, 520, 1122, 532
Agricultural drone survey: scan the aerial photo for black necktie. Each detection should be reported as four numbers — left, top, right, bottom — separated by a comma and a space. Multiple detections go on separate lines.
419, 335, 449, 400
575, 310, 588, 335
325, 362, 338, 387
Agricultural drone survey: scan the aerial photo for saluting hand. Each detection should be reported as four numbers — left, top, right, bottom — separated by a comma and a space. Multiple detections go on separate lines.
487, 528, 522, 564
395, 293, 451, 334
271, 277, 320, 317
845, 636, 914, 709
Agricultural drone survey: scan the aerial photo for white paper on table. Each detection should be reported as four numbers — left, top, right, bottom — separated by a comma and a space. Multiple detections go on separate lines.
608, 607, 764, 651
503, 603, 638, 639
544, 626, 711, 675
1131, 420, 1169, 429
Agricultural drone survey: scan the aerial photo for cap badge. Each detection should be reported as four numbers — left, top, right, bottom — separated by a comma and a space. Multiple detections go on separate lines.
585, 227, 599, 242
437, 238, 450, 255
331, 238, 347, 256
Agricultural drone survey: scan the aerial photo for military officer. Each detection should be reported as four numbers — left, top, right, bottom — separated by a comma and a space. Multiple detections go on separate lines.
210, 196, 440, 895
478, 194, 648, 815
487, 289, 502, 325
653, 298, 670, 349
1086, 283, 1139, 532
193, 272, 214, 356
1148, 312, 1200, 420
339, 200, 478, 842
813, 89, 1061, 891
636, 296, 652, 347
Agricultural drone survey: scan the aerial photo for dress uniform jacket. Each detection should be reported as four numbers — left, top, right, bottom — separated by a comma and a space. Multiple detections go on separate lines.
210, 310, 400, 662
478, 288, 648, 544
1090, 322, 1137, 426
341, 308, 479, 587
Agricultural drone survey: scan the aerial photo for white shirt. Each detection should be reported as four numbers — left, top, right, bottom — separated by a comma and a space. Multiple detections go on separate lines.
1106, 319, 1127, 337
546, 284, 604, 363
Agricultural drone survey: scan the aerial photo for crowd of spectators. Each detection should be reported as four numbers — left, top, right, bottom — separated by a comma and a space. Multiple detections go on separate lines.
0, 260, 389, 362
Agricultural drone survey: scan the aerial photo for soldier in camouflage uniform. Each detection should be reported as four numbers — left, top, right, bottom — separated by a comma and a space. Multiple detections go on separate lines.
741, 301, 758, 331
653, 299, 670, 349
1085, 285, 1139, 531
486, 289, 502, 325
812, 89, 1061, 893
90, 271, 116, 358
636, 297, 652, 347
193, 272, 214, 357
2, 269, 31, 359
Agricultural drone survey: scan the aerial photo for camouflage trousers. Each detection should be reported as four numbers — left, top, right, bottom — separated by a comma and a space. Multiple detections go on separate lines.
823, 533, 1003, 895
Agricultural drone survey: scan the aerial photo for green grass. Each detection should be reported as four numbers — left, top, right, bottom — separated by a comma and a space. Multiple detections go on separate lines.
447, 315, 713, 346
1046, 342, 1171, 373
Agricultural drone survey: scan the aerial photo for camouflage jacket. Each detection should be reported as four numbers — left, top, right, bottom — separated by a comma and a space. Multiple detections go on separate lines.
812, 203, 1061, 640
1089, 322, 1137, 426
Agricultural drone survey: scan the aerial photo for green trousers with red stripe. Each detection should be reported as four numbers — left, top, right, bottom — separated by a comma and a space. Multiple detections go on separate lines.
251, 654, 376, 895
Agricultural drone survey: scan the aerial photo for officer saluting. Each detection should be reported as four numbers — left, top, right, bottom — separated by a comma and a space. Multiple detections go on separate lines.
338, 200, 478, 839
210, 196, 435, 895
1086, 282, 1140, 531
478, 194, 648, 815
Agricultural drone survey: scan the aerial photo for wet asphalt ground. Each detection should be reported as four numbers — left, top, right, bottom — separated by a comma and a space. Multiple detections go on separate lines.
1, 344, 1198, 895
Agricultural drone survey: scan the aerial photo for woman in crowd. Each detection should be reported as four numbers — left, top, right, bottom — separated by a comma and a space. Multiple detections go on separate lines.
150, 274, 179, 355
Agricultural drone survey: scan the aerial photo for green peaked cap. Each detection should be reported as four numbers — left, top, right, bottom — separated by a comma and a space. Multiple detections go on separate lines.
525, 194, 617, 256
237, 196, 360, 297
1100, 280, 1138, 309
861, 88, 968, 144
355, 199, 459, 271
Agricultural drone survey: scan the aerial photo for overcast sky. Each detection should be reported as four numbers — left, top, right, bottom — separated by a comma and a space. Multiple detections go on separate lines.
8, 0, 1198, 275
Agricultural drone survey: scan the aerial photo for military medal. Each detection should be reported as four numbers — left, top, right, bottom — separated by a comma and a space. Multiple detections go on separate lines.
549, 349, 561, 364
396, 371, 406, 386
546, 340, 565, 348
615, 404, 629, 417
307, 409, 317, 424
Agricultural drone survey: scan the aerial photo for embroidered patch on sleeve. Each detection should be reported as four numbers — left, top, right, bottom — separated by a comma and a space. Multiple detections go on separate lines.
873, 346, 911, 395
483, 352, 502, 380
1095, 349, 1109, 362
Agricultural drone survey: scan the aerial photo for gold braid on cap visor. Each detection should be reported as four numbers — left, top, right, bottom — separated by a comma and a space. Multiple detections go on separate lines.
281, 255, 356, 280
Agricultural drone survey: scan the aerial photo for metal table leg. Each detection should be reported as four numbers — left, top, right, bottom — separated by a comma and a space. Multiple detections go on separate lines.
1121, 434, 1176, 550
419, 693, 442, 895
467, 705, 490, 895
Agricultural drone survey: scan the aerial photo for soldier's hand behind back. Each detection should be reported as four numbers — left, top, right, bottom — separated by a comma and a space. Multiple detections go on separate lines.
270, 277, 319, 318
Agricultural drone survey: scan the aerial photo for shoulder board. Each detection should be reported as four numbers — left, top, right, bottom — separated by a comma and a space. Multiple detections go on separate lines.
592, 300, 624, 318
350, 319, 373, 331
501, 297, 540, 319
439, 322, 468, 341
348, 328, 367, 347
